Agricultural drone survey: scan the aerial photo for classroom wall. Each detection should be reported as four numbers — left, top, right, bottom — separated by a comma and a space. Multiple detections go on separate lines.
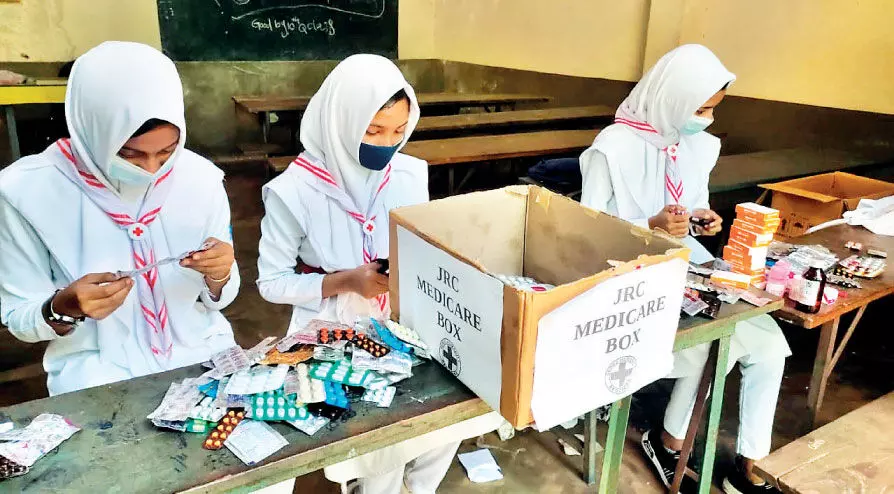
428, 0, 650, 82
426, 0, 894, 115
0, 0, 161, 62
675, 0, 894, 116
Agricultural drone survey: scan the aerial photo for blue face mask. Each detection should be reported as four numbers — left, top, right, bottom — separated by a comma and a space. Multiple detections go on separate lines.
680, 115, 714, 136
108, 155, 155, 186
358, 142, 400, 171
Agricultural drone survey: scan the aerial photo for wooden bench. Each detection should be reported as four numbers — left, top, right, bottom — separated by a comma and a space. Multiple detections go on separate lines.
709, 147, 894, 194
755, 392, 894, 493
235, 92, 552, 151
268, 129, 596, 194
234, 92, 551, 115
413, 105, 614, 138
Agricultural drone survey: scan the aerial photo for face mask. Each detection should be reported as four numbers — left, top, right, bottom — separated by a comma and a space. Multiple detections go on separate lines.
358, 142, 400, 171
680, 115, 714, 136
108, 155, 155, 186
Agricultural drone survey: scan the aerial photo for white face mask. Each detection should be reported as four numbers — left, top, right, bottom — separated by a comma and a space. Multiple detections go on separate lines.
108, 155, 155, 186
680, 115, 714, 135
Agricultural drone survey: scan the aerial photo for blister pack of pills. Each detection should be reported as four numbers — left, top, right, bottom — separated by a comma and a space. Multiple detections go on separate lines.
202, 410, 245, 450
309, 360, 373, 388
225, 365, 290, 396
246, 389, 310, 422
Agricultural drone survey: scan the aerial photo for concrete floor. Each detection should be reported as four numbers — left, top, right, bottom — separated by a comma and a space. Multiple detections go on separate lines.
1, 168, 891, 493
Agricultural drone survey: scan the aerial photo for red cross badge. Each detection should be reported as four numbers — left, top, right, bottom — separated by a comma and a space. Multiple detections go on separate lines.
128, 223, 148, 241
362, 219, 376, 235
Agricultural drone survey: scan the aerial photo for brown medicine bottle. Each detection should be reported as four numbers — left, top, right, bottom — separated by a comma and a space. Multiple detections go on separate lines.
794, 261, 827, 314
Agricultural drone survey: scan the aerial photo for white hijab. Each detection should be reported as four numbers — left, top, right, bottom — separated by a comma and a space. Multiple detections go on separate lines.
299, 54, 420, 207
615, 44, 735, 149
586, 45, 735, 263
65, 41, 186, 200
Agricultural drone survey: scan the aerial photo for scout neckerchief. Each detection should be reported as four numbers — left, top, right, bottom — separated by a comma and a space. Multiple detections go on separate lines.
52, 138, 176, 361
614, 117, 683, 205
291, 152, 391, 313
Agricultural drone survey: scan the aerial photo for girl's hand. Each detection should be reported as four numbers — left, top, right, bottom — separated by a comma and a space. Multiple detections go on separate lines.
649, 205, 691, 238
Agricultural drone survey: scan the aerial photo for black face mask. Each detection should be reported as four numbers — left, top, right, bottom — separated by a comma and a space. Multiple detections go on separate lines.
358, 142, 400, 171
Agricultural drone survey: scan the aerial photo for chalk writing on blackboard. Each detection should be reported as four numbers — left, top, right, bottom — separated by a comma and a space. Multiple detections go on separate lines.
251, 17, 336, 38
226, 0, 386, 20
158, 0, 397, 61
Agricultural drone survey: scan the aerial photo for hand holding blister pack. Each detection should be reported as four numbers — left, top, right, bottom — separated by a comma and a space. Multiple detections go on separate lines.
116, 240, 215, 279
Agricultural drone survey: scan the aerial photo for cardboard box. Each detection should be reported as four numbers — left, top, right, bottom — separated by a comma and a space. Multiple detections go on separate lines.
729, 224, 773, 247
732, 218, 779, 236
735, 202, 780, 225
710, 271, 752, 290
723, 246, 766, 272
390, 186, 690, 428
760, 172, 894, 238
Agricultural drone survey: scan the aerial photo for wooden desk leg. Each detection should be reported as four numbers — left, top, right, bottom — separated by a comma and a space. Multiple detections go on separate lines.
261, 112, 271, 145
448, 167, 455, 196
4, 106, 21, 162
670, 340, 720, 494
583, 409, 599, 485
598, 396, 632, 494
698, 334, 731, 494
807, 317, 840, 429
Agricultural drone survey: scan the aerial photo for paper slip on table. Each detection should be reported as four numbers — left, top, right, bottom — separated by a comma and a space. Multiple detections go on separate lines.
0, 79, 68, 163
582, 291, 784, 494
0, 362, 490, 493
234, 92, 551, 146
267, 129, 597, 195
755, 391, 894, 493
773, 224, 894, 430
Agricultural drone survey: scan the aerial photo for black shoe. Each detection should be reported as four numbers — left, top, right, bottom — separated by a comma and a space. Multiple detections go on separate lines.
722, 457, 780, 494
641, 429, 681, 488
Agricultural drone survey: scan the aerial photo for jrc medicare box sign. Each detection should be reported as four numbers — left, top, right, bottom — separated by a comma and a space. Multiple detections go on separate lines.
396, 226, 505, 411
389, 186, 690, 427
531, 259, 687, 429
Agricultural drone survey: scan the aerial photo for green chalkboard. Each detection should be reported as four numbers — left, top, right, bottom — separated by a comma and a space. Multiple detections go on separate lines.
157, 0, 398, 61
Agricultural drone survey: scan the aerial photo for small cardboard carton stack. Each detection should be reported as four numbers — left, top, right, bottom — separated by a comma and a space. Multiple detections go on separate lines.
717, 202, 780, 288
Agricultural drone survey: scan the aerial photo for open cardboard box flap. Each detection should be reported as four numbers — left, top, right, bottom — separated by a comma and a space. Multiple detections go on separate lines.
390, 185, 690, 426
760, 172, 894, 205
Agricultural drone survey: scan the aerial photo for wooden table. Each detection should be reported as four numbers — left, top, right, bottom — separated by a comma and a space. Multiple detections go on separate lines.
755, 391, 894, 493
413, 105, 613, 137
773, 225, 894, 428
0, 362, 490, 493
268, 129, 597, 195
234, 93, 551, 147
0, 79, 67, 162
589, 292, 784, 494
709, 148, 894, 194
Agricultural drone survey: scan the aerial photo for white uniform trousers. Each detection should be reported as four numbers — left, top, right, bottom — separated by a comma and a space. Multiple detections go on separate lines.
663, 353, 786, 460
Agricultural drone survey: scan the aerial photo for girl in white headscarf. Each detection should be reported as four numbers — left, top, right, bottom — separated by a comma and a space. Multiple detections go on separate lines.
580, 45, 789, 494
0, 42, 240, 396
257, 54, 501, 494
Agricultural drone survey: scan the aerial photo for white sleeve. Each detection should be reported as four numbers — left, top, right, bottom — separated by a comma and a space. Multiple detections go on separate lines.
579, 148, 649, 229
256, 191, 324, 311
693, 176, 711, 212
199, 181, 240, 310
0, 195, 64, 342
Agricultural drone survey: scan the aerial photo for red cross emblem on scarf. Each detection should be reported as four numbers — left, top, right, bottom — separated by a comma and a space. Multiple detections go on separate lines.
128, 223, 148, 240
